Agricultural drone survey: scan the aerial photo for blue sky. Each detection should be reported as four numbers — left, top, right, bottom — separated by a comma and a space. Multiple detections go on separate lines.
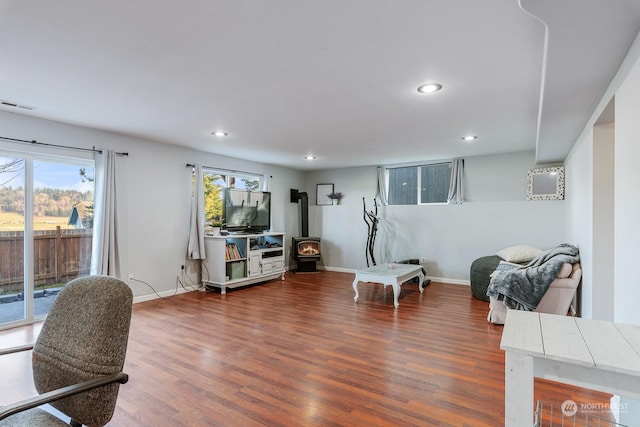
0, 157, 94, 192
34, 161, 94, 192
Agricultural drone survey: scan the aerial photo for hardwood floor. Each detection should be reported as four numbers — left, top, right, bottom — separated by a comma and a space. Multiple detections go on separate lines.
0, 271, 614, 426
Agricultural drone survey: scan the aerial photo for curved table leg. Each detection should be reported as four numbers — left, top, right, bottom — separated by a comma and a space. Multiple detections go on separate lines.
352, 276, 360, 302
392, 281, 400, 308
418, 271, 425, 292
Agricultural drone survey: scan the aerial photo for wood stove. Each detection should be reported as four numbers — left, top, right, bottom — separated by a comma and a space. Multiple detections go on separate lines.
290, 189, 321, 273
292, 237, 321, 272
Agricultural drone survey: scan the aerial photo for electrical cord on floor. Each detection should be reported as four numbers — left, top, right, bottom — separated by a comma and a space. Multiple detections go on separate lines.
130, 277, 177, 299
201, 261, 210, 283
176, 274, 200, 292
199, 261, 212, 292
182, 264, 201, 288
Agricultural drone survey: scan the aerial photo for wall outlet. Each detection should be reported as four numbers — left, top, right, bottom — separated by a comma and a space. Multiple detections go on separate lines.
128, 273, 134, 281
420, 257, 426, 264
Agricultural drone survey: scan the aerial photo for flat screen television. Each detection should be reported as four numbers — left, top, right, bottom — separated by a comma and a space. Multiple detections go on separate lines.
222, 189, 271, 233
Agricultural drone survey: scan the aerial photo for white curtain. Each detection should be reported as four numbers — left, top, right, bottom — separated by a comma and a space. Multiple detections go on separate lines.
187, 164, 206, 260
90, 150, 121, 276
376, 166, 388, 206
447, 158, 465, 204
261, 174, 270, 191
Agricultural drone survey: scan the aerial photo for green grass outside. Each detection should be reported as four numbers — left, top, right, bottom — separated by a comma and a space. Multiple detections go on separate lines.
0, 211, 73, 231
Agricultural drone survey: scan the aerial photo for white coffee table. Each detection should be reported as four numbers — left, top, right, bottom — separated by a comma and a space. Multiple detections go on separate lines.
352, 264, 425, 308
501, 310, 640, 426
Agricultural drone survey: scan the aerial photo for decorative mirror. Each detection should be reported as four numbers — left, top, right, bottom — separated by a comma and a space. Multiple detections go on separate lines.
526, 167, 565, 201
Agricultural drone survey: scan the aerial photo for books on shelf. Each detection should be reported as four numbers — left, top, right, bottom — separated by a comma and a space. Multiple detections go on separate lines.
225, 242, 243, 260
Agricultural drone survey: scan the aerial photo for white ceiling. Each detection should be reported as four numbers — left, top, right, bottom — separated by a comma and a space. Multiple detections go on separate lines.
1, 1, 639, 170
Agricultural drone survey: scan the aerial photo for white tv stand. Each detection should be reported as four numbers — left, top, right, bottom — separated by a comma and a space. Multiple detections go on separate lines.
202, 232, 285, 295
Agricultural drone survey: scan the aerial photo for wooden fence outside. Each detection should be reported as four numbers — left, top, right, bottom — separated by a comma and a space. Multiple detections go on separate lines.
0, 227, 92, 294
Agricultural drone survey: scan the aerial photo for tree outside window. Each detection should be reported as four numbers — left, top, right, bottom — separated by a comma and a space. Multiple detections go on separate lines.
203, 171, 262, 225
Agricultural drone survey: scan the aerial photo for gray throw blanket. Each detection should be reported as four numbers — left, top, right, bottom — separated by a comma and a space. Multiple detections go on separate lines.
486, 243, 580, 311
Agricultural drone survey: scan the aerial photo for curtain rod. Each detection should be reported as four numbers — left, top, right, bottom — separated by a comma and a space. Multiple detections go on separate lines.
0, 136, 129, 156
186, 163, 263, 177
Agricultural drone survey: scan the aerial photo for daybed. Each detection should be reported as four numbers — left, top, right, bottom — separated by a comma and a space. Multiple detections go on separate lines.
487, 262, 581, 324
485, 243, 581, 325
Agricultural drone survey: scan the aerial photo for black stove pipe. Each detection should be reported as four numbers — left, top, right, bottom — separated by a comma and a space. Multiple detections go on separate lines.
290, 189, 309, 237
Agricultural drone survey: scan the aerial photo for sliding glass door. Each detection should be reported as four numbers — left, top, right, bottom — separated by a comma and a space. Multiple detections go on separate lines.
0, 153, 94, 328
0, 156, 26, 324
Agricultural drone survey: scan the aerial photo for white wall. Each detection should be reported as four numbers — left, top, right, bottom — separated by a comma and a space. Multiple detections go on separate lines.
464, 151, 561, 201
565, 29, 640, 326
565, 120, 616, 321
0, 110, 306, 299
305, 151, 566, 282
565, 128, 595, 318
614, 53, 640, 325
561, 35, 640, 425
592, 122, 615, 320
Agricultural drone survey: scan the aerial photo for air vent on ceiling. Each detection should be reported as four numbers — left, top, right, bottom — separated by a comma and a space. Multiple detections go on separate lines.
1, 99, 35, 110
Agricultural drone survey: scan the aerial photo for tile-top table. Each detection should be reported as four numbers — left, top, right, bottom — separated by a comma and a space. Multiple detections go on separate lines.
352, 264, 425, 308
500, 310, 640, 426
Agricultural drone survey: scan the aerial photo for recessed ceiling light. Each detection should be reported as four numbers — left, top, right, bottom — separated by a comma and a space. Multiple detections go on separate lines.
212, 131, 227, 137
417, 83, 442, 94
305, 155, 316, 160
462, 135, 477, 141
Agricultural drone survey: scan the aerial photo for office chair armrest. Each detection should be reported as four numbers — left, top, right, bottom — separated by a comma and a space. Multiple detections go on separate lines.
0, 344, 34, 356
0, 372, 128, 420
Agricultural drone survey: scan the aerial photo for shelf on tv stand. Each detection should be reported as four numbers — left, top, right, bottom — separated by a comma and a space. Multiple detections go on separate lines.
225, 229, 268, 235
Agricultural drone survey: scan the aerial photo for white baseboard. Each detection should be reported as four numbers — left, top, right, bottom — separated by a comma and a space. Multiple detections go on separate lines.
132, 286, 199, 304
320, 266, 353, 273
428, 277, 470, 286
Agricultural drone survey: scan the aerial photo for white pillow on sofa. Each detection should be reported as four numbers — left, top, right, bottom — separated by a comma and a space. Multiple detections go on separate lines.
496, 245, 542, 263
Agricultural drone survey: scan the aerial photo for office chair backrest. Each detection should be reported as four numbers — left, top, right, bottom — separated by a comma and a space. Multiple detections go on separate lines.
32, 275, 133, 426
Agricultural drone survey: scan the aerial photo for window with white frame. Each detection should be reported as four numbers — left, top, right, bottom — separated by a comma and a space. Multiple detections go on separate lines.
387, 162, 452, 205
0, 151, 95, 327
202, 169, 263, 224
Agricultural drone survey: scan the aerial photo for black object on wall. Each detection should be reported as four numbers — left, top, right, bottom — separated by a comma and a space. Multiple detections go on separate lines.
290, 189, 309, 237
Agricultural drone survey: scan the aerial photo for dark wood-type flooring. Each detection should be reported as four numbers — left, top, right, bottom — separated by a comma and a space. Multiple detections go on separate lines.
0, 271, 614, 426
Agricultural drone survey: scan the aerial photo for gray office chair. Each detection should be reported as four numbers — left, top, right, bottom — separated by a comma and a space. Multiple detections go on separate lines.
0, 275, 133, 426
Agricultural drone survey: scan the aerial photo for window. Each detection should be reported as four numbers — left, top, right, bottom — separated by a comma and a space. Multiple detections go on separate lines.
0, 153, 94, 328
203, 169, 263, 224
388, 162, 451, 205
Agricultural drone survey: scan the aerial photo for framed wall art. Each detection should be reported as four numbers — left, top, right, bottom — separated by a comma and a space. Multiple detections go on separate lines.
316, 183, 334, 205
526, 167, 565, 201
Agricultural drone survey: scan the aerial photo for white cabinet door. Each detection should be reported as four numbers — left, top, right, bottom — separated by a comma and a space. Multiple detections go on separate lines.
261, 259, 274, 274
248, 253, 261, 277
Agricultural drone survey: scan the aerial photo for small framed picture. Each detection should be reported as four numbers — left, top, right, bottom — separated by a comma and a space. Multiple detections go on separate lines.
526, 167, 565, 201
316, 183, 334, 205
